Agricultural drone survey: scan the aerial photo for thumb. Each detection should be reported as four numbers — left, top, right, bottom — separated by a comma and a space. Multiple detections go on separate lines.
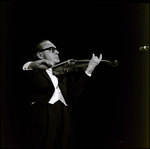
92, 53, 95, 58
99, 54, 102, 60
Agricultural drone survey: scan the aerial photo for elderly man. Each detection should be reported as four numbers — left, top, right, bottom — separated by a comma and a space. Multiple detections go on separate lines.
22, 40, 102, 148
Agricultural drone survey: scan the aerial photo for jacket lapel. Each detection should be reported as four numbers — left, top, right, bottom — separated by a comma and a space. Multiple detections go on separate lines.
38, 69, 53, 83
57, 74, 69, 104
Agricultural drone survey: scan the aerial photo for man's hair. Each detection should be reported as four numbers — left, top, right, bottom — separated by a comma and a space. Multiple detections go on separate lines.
32, 40, 49, 60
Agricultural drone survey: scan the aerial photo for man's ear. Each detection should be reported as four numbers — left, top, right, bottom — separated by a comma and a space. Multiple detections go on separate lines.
36, 52, 44, 59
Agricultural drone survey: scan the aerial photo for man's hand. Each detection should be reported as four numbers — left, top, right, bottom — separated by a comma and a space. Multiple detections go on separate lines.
28, 59, 52, 69
86, 53, 102, 74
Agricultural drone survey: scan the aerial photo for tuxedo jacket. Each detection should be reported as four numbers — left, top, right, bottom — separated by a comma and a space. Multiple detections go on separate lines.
23, 68, 90, 105
18, 68, 91, 148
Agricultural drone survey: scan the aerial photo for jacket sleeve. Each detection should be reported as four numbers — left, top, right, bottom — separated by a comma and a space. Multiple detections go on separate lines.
15, 63, 54, 105
66, 71, 91, 98
14, 62, 33, 89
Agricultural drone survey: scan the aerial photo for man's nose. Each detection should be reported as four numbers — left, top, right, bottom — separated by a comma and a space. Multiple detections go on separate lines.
55, 50, 59, 54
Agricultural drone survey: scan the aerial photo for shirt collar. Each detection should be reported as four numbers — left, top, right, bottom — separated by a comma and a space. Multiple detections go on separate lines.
46, 68, 53, 74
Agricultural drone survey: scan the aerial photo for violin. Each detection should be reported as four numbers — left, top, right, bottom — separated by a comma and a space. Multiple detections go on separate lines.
51, 59, 118, 76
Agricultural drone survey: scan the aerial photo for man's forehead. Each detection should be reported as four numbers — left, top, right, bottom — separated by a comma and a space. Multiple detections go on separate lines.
39, 40, 56, 49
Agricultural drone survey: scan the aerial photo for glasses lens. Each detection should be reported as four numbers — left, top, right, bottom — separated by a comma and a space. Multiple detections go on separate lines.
39, 47, 57, 52
50, 47, 56, 53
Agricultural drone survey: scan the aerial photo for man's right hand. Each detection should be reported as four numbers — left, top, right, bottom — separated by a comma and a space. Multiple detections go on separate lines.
28, 59, 52, 69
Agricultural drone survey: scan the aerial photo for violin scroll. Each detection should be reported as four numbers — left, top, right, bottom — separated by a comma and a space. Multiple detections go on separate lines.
104, 60, 118, 67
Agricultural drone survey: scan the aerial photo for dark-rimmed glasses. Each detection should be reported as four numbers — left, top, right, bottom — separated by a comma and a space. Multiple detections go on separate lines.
39, 47, 57, 53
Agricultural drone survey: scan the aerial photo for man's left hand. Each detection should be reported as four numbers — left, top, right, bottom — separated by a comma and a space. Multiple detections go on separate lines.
86, 53, 102, 74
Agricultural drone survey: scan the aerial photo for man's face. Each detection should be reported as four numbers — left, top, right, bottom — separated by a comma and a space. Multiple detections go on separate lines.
38, 40, 60, 65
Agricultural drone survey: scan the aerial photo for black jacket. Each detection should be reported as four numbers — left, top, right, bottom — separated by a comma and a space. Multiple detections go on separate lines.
19, 68, 90, 148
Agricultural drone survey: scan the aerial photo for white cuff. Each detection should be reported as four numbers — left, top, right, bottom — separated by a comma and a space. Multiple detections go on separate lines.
22, 62, 33, 70
85, 71, 92, 77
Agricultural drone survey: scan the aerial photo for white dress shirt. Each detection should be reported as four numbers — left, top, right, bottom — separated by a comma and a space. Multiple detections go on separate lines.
23, 62, 91, 106
46, 68, 68, 106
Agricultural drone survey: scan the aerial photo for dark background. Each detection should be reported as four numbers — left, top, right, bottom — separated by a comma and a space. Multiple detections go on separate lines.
1, 1, 149, 148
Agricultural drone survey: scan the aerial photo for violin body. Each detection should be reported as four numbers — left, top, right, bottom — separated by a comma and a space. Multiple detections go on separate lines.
52, 59, 89, 76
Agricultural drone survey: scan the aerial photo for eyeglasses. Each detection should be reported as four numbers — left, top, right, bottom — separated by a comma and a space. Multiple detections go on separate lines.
39, 47, 58, 53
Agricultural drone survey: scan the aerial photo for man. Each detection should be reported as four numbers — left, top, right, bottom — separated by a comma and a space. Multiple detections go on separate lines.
22, 40, 102, 148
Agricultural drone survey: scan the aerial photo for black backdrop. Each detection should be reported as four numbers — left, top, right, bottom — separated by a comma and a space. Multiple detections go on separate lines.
1, 1, 149, 148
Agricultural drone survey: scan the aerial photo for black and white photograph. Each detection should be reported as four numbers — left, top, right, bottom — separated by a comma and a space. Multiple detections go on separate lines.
1, 1, 149, 148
